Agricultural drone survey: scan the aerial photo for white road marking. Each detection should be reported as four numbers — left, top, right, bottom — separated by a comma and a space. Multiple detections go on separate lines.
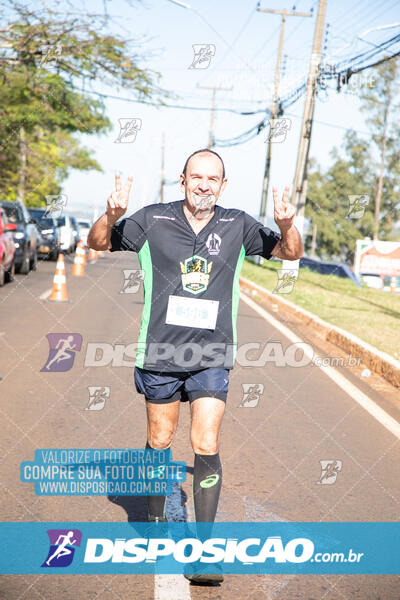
240, 293, 400, 440
39, 288, 52, 300
154, 575, 190, 600
154, 482, 191, 600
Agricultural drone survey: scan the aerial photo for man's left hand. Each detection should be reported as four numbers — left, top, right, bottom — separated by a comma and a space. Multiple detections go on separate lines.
273, 185, 295, 232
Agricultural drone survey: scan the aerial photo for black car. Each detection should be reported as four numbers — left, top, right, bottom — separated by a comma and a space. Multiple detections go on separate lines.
28, 208, 60, 260
0, 201, 38, 274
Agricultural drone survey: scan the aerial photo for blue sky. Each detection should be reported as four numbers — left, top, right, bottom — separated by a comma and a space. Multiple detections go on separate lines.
60, 0, 400, 227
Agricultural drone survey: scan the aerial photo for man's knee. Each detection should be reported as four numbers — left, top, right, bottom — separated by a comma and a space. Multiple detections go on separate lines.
148, 426, 176, 449
191, 431, 219, 455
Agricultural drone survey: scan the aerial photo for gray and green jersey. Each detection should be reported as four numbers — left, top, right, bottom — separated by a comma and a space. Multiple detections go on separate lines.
110, 200, 280, 372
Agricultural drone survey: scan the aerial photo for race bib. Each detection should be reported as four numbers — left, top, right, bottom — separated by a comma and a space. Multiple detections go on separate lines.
165, 295, 219, 330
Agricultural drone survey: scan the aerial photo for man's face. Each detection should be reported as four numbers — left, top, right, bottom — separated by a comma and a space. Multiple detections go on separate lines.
180, 152, 227, 218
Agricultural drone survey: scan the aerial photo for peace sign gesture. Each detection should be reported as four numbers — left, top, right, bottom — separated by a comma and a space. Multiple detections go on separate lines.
106, 172, 133, 222
272, 185, 296, 232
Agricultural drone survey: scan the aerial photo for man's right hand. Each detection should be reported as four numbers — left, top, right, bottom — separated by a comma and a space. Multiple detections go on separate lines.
106, 172, 133, 223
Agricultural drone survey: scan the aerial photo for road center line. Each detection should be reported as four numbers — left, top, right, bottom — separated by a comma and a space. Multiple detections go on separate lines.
154, 482, 191, 600
240, 293, 400, 440
39, 289, 52, 300
154, 575, 190, 600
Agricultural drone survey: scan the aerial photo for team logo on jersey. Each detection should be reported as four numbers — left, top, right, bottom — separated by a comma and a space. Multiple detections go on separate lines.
206, 232, 221, 255
180, 255, 213, 294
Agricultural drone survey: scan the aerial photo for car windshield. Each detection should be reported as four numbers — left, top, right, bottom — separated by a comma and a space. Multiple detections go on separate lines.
3, 205, 23, 223
38, 218, 55, 229
57, 217, 66, 226
78, 221, 90, 228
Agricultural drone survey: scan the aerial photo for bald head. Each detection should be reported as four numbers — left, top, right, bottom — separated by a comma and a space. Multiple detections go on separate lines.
182, 149, 225, 180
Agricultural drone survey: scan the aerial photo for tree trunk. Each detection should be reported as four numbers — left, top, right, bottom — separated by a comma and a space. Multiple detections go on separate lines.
17, 125, 27, 204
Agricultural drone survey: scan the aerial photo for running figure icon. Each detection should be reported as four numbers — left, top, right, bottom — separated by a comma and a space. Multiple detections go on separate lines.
45, 335, 77, 371
45, 531, 77, 566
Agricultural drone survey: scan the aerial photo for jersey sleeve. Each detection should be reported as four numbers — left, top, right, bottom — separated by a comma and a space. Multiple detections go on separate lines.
109, 207, 147, 253
243, 212, 281, 259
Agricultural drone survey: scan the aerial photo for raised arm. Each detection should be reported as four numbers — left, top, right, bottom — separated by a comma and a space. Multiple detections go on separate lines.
87, 173, 133, 251
270, 185, 304, 261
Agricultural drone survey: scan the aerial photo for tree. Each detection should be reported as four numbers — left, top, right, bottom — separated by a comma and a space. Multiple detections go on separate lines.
1, 128, 102, 205
305, 58, 400, 262
0, 1, 169, 206
359, 58, 400, 240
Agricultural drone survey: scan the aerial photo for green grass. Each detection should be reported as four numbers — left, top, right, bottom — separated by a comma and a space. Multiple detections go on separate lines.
241, 258, 400, 360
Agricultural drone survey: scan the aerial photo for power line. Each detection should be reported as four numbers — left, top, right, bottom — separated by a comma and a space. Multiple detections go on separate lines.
214, 31, 400, 147
83, 89, 267, 114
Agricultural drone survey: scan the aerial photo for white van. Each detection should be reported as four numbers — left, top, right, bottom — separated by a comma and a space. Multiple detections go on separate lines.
56, 215, 75, 254
77, 219, 92, 246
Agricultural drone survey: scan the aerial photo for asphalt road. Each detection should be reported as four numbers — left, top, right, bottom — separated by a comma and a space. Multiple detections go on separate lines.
0, 252, 399, 600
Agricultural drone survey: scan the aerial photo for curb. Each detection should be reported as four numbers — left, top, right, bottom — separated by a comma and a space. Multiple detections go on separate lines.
240, 275, 400, 389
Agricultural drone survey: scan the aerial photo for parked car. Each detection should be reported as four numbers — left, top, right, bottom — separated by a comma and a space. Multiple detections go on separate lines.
77, 219, 91, 246
361, 274, 384, 290
56, 215, 75, 254
28, 208, 61, 260
69, 216, 80, 250
0, 201, 38, 274
0, 207, 17, 286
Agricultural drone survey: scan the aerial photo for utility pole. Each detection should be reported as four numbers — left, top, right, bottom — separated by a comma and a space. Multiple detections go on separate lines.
257, 6, 312, 222
160, 132, 165, 203
197, 84, 233, 148
284, 0, 327, 271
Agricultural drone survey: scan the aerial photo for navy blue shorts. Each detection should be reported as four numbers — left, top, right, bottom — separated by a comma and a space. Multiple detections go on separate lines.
134, 367, 229, 404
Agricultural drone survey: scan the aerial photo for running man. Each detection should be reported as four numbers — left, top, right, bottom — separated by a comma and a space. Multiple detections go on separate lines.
45, 531, 77, 566
45, 335, 76, 371
87, 148, 303, 583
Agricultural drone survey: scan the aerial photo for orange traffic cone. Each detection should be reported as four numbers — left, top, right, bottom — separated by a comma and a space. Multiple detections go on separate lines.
79, 240, 87, 265
390, 276, 397, 294
88, 247, 97, 263
48, 254, 69, 302
72, 244, 85, 276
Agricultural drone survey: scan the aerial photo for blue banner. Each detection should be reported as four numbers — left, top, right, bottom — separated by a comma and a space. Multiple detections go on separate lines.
20, 449, 186, 496
0, 522, 398, 574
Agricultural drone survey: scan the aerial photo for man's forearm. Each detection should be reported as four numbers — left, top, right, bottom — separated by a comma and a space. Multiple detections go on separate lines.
87, 213, 116, 251
277, 225, 304, 260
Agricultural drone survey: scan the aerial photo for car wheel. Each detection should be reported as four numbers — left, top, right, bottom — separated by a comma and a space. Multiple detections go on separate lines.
19, 249, 30, 275
5, 261, 15, 283
31, 250, 38, 271
0, 263, 5, 287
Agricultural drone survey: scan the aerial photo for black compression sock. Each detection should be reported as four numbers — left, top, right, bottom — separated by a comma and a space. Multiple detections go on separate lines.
145, 441, 167, 519
193, 453, 222, 523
